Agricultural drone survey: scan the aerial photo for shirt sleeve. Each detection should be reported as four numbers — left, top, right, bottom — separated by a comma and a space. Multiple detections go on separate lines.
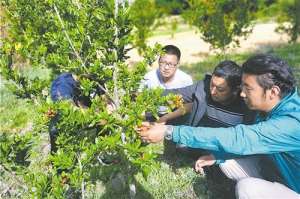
163, 81, 202, 103
185, 75, 193, 86
172, 114, 300, 156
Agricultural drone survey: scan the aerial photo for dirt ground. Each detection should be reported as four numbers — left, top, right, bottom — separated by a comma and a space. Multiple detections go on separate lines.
127, 22, 293, 65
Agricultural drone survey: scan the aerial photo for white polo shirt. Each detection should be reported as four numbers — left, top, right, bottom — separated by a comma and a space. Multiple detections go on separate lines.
141, 69, 193, 89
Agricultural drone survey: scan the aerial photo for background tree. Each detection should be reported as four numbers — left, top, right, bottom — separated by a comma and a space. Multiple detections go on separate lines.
275, 0, 300, 42
182, 0, 258, 52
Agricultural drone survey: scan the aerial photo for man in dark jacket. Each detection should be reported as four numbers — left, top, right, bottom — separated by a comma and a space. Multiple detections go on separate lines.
159, 60, 255, 129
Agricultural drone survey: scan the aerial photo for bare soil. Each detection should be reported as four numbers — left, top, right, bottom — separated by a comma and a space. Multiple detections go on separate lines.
128, 22, 293, 65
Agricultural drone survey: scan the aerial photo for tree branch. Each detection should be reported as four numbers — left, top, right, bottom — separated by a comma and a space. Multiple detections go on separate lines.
53, 5, 87, 72
77, 154, 85, 199
113, 0, 120, 109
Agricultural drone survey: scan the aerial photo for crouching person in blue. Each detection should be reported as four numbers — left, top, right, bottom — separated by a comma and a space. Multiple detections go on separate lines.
49, 73, 110, 153
138, 54, 300, 198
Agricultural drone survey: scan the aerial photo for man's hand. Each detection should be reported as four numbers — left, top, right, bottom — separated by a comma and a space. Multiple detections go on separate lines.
194, 154, 216, 174
157, 103, 193, 123
137, 122, 167, 143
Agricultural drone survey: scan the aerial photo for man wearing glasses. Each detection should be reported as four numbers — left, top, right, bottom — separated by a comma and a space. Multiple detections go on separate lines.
141, 45, 193, 89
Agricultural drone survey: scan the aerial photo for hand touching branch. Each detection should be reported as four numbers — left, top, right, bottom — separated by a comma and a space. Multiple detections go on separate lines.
137, 122, 167, 143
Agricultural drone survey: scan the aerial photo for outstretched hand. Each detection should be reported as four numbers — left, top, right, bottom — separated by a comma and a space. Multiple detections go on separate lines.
137, 122, 167, 143
194, 154, 216, 175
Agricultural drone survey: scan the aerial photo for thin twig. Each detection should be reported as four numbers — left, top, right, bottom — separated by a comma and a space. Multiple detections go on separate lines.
77, 154, 85, 199
113, 0, 120, 109
53, 5, 87, 72
82, 35, 93, 65
94, 81, 117, 107
113, 0, 128, 144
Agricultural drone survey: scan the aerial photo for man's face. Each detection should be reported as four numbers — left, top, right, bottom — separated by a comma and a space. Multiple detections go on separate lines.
210, 75, 235, 104
158, 54, 179, 79
240, 74, 269, 111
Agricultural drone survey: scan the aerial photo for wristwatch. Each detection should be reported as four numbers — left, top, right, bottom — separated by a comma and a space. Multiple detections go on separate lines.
164, 125, 174, 140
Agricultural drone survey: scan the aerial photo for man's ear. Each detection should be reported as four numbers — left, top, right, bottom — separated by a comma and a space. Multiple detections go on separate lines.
270, 85, 281, 99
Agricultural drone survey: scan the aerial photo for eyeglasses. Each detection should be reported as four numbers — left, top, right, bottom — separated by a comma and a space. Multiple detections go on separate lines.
159, 61, 178, 69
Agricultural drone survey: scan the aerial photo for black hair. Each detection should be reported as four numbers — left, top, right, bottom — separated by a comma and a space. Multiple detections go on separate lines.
161, 45, 181, 60
213, 60, 242, 92
242, 54, 296, 98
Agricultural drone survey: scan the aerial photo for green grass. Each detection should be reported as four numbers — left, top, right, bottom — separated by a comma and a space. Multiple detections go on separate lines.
90, 143, 235, 199
0, 78, 36, 134
134, 143, 208, 199
0, 67, 51, 134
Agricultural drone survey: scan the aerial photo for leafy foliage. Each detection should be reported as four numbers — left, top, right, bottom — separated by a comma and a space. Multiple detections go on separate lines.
183, 0, 258, 50
129, 0, 188, 54
0, 0, 181, 197
129, 0, 162, 54
245, 0, 300, 42
275, 0, 300, 42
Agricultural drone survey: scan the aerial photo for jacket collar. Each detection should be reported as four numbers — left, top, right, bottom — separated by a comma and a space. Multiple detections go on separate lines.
258, 88, 298, 120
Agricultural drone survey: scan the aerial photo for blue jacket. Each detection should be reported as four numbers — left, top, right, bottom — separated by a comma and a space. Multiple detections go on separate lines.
50, 73, 93, 107
172, 89, 300, 193
51, 73, 79, 102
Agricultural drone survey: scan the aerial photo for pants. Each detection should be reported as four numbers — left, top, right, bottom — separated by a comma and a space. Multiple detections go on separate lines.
219, 156, 300, 199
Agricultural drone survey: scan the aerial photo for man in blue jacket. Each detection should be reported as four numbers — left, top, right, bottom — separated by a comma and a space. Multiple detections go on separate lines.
49, 73, 111, 152
139, 54, 300, 198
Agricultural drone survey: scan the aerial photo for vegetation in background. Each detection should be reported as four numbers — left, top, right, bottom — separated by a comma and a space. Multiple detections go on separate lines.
182, 0, 258, 51
275, 0, 300, 42
255, 0, 300, 42
130, 0, 188, 54
130, 0, 162, 54
121, 0, 299, 55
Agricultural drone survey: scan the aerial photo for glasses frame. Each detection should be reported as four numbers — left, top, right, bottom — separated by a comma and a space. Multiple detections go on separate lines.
158, 61, 178, 69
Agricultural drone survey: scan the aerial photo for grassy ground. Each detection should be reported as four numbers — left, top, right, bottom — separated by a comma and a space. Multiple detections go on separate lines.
0, 43, 299, 198
0, 78, 36, 134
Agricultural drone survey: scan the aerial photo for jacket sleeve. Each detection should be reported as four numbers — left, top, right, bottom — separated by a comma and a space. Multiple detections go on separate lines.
210, 151, 242, 164
172, 114, 300, 156
163, 81, 203, 103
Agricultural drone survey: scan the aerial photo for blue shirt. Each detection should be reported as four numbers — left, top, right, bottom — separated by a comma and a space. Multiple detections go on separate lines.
51, 73, 78, 102
172, 89, 300, 193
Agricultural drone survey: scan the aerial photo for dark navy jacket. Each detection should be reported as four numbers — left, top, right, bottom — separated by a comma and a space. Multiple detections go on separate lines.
164, 74, 255, 128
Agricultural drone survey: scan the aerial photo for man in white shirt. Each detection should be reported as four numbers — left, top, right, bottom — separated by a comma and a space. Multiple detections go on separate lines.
142, 45, 193, 89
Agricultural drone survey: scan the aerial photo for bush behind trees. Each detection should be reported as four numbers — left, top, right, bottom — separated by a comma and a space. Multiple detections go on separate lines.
183, 0, 258, 51
275, 0, 300, 42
